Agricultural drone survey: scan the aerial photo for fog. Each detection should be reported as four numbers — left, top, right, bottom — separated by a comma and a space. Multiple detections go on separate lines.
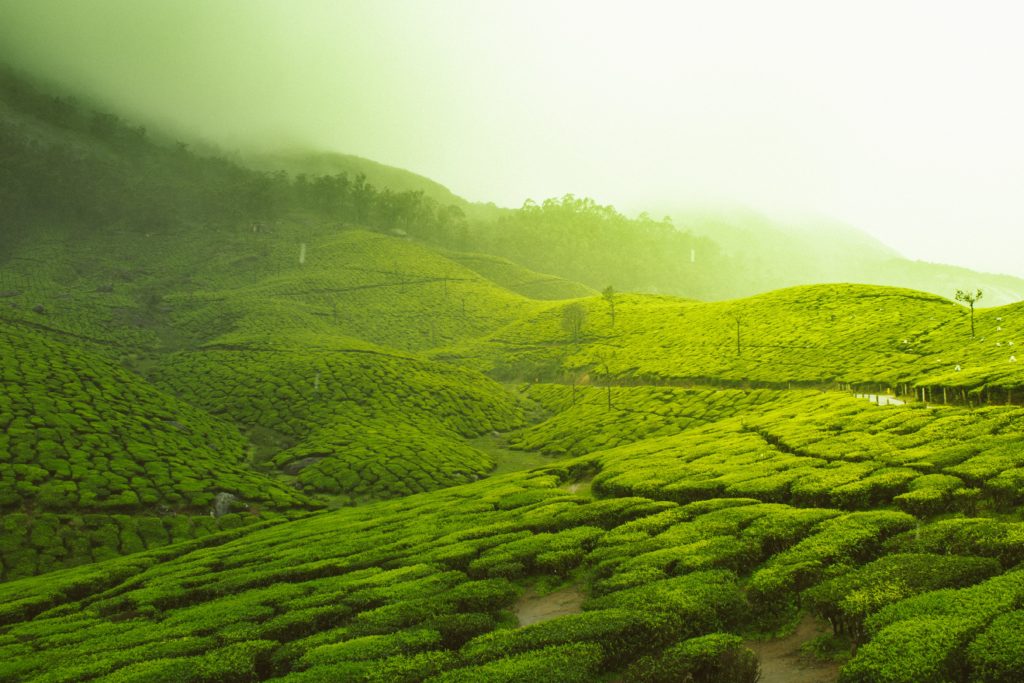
2, 0, 1023, 276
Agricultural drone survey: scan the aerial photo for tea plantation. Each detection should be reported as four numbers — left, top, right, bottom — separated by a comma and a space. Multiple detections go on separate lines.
6, 219, 1024, 681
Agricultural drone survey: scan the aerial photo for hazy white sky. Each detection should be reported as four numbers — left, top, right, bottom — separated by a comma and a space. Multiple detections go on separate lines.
1, 0, 1022, 275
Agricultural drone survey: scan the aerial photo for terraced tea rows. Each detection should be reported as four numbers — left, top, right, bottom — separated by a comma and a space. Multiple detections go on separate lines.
0, 323, 309, 514
0, 511, 286, 582
150, 347, 524, 501
172, 230, 545, 353
0, 322, 316, 579
508, 385, 785, 457
4, 447, 1022, 682
587, 391, 1024, 515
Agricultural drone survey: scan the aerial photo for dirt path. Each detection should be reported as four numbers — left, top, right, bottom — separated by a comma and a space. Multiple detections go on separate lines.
513, 584, 585, 627
745, 614, 840, 683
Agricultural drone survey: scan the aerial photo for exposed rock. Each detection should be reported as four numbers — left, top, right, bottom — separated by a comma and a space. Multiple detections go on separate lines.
282, 454, 329, 475
212, 492, 236, 518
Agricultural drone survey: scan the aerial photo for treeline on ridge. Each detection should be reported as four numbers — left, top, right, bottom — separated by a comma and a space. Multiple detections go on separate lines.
0, 66, 728, 300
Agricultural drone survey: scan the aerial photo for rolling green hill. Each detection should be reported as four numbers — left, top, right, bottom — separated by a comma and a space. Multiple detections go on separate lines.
438, 282, 1024, 399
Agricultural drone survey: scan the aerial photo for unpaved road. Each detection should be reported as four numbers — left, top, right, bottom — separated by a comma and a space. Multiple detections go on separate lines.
746, 614, 841, 683
514, 584, 585, 627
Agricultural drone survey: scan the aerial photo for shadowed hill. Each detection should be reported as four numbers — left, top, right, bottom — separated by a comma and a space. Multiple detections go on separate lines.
0, 220, 556, 354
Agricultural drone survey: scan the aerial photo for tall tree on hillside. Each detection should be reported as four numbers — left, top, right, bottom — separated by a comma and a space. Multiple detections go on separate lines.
593, 347, 616, 410
955, 289, 983, 338
730, 313, 743, 356
562, 303, 587, 343
602, 286, 617, 327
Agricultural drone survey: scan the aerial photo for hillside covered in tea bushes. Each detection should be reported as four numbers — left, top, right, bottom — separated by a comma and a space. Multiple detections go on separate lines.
6, 67, 1024, 682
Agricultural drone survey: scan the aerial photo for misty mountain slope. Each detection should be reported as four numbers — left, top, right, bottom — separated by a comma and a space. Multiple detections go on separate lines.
6, 3, 1024, 680
0, 68, 290, 257
674, 208, 898, 267
671, 207, 1024, 306
7, 63, 1024, 683
0, 217, 557, 355
5, 63, 1021, 314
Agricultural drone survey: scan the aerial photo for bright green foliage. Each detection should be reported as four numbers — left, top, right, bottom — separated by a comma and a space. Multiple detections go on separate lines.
623, 632, 760, 683
747, 511, 915, 615
459, 608, 657, 667
11, 70, 1024, 683
585, 570, 747, 639
838, 616, 977, 683
426, 642, 604, 682
440, 282, 1024, 395
150, 345, 523, 500
584, 391, 1024, 516
0, 471, 823, 680
865, 569, 1024, 636
967, 610, 1024, 683
445, 251, 596, 301
806, 553, 1000, 643
0, 324, 310, 517
838, 571, 1024, 682
509, 385, 782, 456
0, 512, 286, 581
883, 518, 1024, 567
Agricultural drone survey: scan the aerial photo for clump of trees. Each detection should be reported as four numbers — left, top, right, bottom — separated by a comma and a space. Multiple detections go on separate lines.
470, 195, 724, 298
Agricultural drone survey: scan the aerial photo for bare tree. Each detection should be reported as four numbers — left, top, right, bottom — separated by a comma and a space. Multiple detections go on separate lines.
955, 289, 983, 338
